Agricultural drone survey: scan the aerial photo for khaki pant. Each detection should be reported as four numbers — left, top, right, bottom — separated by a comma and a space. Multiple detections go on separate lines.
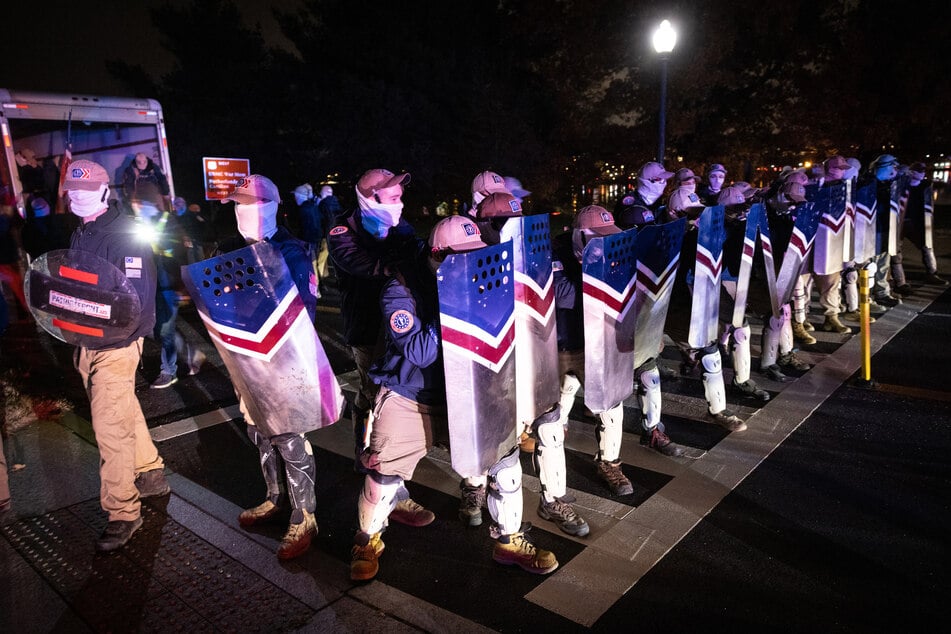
75, 340, 164, 521
361, 388, 441, 481
316, 239, 331, 280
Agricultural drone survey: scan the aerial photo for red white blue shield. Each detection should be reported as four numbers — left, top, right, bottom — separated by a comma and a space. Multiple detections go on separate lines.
582, 228, 638, 412
731, 203, 774, 329
853, 181, 878, 262
633, 218, 687, 369
812, 181, 849, 275
437, 241, 517, 476
499, 215, 559, 425
772, 201, 823, 315
688, 205, 726, 348
182, 242, 344, 437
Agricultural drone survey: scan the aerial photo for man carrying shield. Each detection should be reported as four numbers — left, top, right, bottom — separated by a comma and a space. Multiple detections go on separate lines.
62, 160, 169, 552
350, 215, 558, 580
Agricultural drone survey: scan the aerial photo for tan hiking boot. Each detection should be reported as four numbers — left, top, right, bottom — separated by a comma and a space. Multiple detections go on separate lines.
277, 509, 317, 560
792, 321, 816, 345
238, 500, 283, 527
389, 498, 435, 527
493, 531, 558, 574
351, 531, 385, 581
821, 314, 851, 334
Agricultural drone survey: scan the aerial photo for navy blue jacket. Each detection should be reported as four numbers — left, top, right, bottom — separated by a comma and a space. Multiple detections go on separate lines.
368, 254, 444, 405
328, 208, 423, 346
69, 204, 157, 349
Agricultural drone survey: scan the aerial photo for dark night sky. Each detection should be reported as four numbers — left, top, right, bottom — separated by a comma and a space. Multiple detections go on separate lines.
1, 1, 301, 96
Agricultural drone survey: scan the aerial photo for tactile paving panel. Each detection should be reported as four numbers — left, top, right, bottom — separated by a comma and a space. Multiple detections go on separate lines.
1, 497, 314, 632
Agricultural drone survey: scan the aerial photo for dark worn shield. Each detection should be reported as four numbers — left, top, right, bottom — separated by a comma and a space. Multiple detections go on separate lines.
27, 249, 141, 348
437, 241, 517, 476
732, 203, 773, 328
771, 201, 823, 316
499, 215, 559, 424
924, 182, 934, 249
853, 181, 878, 262
688, 205, 726, 348
182, 242, 344, 438
582, 228, 638, 413
812, 181, 849, 275
633, 218, 687, 369
886, 179, 903, 256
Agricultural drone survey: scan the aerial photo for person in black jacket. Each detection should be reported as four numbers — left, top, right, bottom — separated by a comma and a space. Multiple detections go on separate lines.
64, 160, 169, 553
123, 152, 170, 215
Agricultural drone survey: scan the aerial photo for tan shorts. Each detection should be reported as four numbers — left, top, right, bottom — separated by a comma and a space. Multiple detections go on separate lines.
360, 388, 445, 480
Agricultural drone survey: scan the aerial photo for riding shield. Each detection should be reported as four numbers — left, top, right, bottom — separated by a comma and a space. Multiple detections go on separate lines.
812, 181, 849, 275
771, 201, 823, 315
633, 218, 687, 369
26, 249, 141, 348
182, 242, 344, 438
852, 181, 878, 262
438, 241, 517, 476
688, 205, 726, 348
732, 203, 774, 329
499, 215, 560, 425
582, 228, 638, 413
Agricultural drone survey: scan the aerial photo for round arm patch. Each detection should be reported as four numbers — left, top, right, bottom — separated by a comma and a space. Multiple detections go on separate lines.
389, 309, 414, 334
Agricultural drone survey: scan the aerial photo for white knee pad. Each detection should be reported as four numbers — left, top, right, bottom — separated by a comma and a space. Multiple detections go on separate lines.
779, 304, 794, 355
635, 363, 661, 431
730, 324, 752, 384
557, 373, 581, 426
792, 277, 808, 323
843, 268, 859, 311
700, 345, 727, 413
534, 408, 567, 502
487, 448, 523, 535
596, 403, 625, 463
358, 472, 402, 535
760, 315, 783, 369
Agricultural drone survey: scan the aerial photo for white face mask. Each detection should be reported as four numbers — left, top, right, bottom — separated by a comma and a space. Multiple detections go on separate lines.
294, 193, 310, 206
235, 201, 278, 242
357, 191, 403, 238
68, 185, 109, 218
636, 178, 666, 206
681, 180, 697, 194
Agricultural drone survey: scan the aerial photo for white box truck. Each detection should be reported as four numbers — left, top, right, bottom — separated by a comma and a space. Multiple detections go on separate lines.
0, 89, 175, 218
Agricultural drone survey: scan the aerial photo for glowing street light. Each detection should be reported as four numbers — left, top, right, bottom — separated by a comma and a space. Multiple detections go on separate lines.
653, 19, 677, 162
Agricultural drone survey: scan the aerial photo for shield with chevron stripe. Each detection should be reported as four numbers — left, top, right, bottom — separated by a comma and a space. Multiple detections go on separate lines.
438, 241, 517, 476
182, 241, 344, 437
499, 215, 560, 425
812, 181, 849, 275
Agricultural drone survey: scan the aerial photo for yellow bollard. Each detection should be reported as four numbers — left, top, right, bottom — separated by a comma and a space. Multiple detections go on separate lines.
855, 267, 876, 388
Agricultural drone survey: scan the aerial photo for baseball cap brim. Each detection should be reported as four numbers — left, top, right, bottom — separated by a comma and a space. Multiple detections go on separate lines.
63, 180, 102, 191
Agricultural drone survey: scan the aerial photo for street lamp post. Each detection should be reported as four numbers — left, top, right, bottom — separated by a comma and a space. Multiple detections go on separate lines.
652, 20, 677, 163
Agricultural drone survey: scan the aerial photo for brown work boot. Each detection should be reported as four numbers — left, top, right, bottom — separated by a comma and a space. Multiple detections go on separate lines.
596, 459, 634, 496
841, 310, 874, 323
707, 408, 748, 432
389, 498, 435, 527
493, 531, 558, 574
134, 469, 170, 498
518, 431, 536, 453
351, 531, 385, 581
238, 500, 283, 527
277, 509, 317, 560
459, 481, 487, 527
821, 314, 851, 334
792, 321, 816, 345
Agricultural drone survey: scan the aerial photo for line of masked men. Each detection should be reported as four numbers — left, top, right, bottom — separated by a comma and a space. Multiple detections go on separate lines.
206, 156, 946, 582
